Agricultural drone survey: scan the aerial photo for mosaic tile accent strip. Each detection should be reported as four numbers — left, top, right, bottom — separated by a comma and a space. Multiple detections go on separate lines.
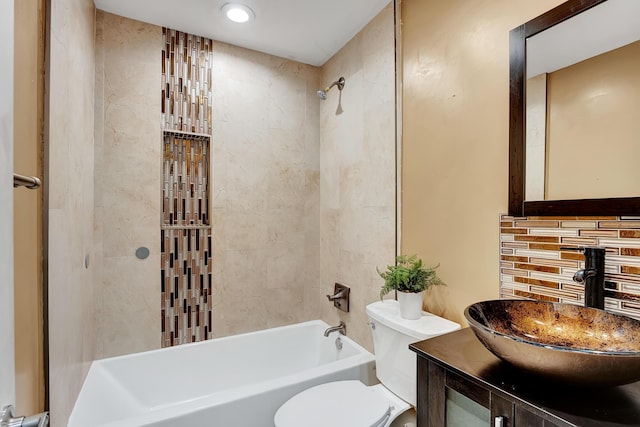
162, 132, 210, 227
161, 28, 213, 135
161, 227, 212, 346
161, 25, 213, 347
500, 215, 640, 320
161, 131, 212, 346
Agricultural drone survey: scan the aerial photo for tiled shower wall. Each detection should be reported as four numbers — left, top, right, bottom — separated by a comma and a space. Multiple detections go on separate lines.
209, 43, 321, 337
49, 0, 97, 424
161, 29, 213, 346
318, 3, 396, 352
94, 7, 392, 355
500, 215, 640, 320
96, 11, 322, 350
94, 11, 162, 361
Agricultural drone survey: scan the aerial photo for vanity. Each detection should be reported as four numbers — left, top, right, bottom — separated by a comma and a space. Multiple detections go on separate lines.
410, 328, 640, 427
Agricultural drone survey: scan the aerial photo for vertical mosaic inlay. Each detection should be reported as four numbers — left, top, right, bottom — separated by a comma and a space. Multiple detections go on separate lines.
162, 134, 210, 227
161, 28, 213, 135
161, 227, 212, 346
161, 133, 213, 346
161, 27, 214, 347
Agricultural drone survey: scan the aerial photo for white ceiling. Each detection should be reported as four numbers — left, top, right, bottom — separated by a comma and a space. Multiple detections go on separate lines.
94, 0, 391, 67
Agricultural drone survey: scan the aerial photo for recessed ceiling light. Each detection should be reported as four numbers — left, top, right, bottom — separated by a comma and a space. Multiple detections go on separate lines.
221, 3, 255, 23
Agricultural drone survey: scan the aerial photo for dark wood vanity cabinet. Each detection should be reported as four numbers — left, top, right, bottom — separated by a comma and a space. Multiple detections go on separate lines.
419, 356, 561, 427
410, 329, 640, 427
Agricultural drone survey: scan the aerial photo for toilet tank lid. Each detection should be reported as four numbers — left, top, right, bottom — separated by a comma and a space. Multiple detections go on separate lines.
366, 300, 461, 340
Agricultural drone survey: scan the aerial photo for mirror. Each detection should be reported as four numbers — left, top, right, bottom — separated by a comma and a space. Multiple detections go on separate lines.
509, 0, 640, 216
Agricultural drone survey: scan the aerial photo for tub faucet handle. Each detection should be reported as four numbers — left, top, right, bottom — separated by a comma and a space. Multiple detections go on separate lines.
326, 289, 345, 301
326, 283, 350, 312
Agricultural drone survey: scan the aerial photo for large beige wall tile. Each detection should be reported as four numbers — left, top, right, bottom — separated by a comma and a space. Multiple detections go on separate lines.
319, 3, 396, 352
94, 11, 161, 359
95, 255, 161, 358
212, 41, 320, 336
47, 0, 96, 424
218, 248, 268, 296
94, 11, 106, 361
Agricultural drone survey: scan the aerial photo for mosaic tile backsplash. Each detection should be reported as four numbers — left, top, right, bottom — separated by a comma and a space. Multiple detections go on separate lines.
161, 28, 214, 347
500, 215, 640, 320
161, 28, 213, 135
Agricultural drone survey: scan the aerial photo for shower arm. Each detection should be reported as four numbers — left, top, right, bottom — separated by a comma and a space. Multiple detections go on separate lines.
324, 77, 345, 92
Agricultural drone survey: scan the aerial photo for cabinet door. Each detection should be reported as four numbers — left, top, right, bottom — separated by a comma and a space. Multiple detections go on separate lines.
419, 358, 517, 427
446, 387, 492, 426
420, 358, 492, 427
446, 369, 491, 427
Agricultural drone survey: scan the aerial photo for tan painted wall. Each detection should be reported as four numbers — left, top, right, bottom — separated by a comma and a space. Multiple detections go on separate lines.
13, 0, 45, 415
546, 40, 640, 200
401, 0, 564, 326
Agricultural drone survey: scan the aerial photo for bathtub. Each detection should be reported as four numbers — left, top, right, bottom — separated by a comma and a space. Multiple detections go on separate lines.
68, 320, 376, 427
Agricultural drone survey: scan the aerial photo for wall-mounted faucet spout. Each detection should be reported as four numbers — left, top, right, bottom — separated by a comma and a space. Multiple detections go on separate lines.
563, 246, 606, 309
324, 321, 346, 337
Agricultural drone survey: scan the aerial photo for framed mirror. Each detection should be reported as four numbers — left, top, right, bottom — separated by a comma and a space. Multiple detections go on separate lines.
509, 0, 640, 216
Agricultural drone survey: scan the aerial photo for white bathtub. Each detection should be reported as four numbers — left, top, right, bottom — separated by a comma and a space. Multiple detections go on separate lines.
68, 320, 376, 426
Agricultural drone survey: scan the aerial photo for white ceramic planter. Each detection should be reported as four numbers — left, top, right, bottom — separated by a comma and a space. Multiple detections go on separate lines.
397, 291, 423, 320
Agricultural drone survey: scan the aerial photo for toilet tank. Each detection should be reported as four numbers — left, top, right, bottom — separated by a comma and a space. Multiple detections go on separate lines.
366, 300, 460, 406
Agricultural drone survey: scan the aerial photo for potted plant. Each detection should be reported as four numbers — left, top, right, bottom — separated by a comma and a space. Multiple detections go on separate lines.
378, 254, 445, 320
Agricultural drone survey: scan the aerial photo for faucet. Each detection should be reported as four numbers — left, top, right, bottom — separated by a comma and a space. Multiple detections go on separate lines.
564, 246, 606, 309
324, 321, 346, 337
326, 283, 350, 312
326, 288, 347, 301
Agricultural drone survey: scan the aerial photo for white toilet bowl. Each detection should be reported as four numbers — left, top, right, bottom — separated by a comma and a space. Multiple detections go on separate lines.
274, 380, 410, 427
274, 300, 461, 427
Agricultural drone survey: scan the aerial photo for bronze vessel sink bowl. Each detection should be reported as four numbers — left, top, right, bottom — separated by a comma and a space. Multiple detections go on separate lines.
465, 300, 640, 387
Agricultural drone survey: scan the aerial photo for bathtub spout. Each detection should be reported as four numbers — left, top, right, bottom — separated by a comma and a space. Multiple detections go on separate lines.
324, 321, 346, 337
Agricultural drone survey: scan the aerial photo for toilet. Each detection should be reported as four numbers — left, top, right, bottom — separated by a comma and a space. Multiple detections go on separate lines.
274, 300, 461, 427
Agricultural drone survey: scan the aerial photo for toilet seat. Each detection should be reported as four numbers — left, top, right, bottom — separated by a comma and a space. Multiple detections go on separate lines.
274, 381, 392, 427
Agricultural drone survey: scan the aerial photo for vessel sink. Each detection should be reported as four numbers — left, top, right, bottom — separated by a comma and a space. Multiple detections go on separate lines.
464, 300, 640, 387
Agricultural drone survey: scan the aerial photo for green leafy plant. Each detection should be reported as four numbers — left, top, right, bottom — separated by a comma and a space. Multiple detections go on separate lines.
378, 254, 445, 299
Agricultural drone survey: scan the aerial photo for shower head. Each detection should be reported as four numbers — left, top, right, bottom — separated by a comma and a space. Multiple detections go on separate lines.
316, 77, 345, 100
